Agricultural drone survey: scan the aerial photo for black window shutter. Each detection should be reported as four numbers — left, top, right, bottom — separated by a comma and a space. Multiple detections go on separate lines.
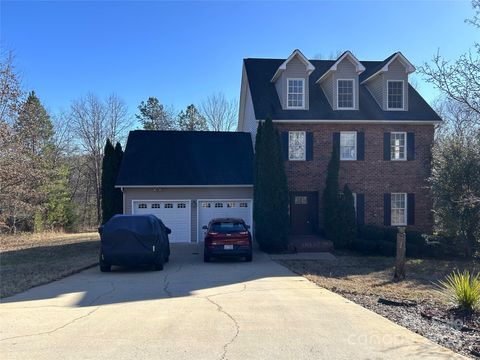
407, 132, 415, 161
384, 193, 391, 226
306, 132, 313, 161
356, 193, 365, 225
333, 132, 340, 153
281, 132, 289, 160
383, 133, 390, 161
407, 193, 415, 225
357, 132, 365, 161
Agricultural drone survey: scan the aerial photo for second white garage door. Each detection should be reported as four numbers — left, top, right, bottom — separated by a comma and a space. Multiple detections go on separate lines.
197, 199, 253, 242
132, 200, 191, 243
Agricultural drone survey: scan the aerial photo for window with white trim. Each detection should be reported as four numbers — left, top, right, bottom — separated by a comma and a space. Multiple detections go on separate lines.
214, 203, 223, 208
239, 202, 248, 208
138, 203, 147, 209
390, 132, 406, 160
387, 81, 404, 109
202, 203, 211, 208
391, 193, 407, 226
227, 202, 235, 208
164, 203, 173, 209
340, 131, 357, 160
287, 78, 305, 108
337, 79, 354, 109
288, 131, 306, 161
151, 203, 161, 209
177, 203, 186, 208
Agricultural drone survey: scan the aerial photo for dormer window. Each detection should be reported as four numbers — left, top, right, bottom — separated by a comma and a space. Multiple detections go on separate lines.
387, 80, 404, 110
337, 79, 354, 109
287, 78, 305, 109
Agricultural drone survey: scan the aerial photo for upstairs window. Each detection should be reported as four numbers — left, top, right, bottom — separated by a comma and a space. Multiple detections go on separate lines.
387, 81, 404, 110
390, 132, 406, 160
287, 78, 305, 109
340, 131, 357, 160
288, 131, 306, 161
337, 79, 354, 109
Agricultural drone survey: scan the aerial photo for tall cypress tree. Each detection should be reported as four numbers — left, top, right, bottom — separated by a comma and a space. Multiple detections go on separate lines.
336, 184, 357, 248
323, 145, 340, 240
253, 119, 289, 251
101, 139, 116, 224
113, 142, 124, 215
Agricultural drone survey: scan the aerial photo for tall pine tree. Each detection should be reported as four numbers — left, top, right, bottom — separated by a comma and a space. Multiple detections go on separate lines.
136, 97, 175, 130
253, 118, 289, 251
177, 104, 208, 131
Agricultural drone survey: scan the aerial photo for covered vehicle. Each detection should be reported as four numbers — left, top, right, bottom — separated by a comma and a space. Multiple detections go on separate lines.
99, 214, 171, 272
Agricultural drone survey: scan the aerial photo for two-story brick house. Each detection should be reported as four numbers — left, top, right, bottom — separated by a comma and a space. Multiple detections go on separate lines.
238, 49, 442, 235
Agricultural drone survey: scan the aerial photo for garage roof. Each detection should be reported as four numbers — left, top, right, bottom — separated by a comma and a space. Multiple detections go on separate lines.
116, 130, 254, 187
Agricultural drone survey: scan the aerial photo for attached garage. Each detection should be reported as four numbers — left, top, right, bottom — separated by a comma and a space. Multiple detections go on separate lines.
116, 131, 254, 243
197, 199, 253, 242
133, 200, 191, 243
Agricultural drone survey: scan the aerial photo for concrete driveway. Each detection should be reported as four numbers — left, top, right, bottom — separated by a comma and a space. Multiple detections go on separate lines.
0, 244, 466, 360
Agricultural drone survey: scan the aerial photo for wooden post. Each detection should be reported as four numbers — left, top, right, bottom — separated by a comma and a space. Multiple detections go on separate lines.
394, 227, 406, 281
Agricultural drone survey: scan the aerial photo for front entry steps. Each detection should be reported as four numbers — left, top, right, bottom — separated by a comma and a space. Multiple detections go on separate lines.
288, 235, 334, 253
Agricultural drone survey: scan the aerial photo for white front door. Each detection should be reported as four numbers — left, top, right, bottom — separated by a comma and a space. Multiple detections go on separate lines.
197, 200, 253, 242
133, 200, 191, 243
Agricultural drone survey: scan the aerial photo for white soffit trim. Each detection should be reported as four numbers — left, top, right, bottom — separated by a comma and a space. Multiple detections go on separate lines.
270, 49, 315, 82
361, 52, 416, 84
257, 119, 441, 125
316, 51, 366, 84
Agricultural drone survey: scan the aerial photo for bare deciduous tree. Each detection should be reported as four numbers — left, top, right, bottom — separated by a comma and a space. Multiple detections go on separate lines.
69, 93, 132, 224
201, 93, 238, 131
0, 51, 23, 125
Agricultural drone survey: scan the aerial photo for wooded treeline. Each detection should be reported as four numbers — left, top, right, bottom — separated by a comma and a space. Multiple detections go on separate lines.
0, 53, 238, 234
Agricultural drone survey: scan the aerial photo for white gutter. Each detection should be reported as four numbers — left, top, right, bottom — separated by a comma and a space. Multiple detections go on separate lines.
115, 184, 254, 189
258, 119, 442, 125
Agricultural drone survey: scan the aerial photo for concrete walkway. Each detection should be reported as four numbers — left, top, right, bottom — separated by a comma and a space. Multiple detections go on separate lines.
0, 244, 466, 360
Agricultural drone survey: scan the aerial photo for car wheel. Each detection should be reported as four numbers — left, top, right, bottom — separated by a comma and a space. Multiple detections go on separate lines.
245, 253, 253, 262
99, 253, 111, 272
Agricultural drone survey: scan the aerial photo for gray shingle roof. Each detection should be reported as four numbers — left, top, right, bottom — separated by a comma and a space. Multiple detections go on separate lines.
116, 131, 254, 187
244, 57, 441, 122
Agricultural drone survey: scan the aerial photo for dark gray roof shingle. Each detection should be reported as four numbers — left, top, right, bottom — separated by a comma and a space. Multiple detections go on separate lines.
116, 131, 254, 186
244, 57, 441, 122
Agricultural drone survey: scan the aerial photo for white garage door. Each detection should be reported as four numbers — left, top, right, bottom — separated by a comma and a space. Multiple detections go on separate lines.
133, 200, 191, 243
197, 200, 253, 242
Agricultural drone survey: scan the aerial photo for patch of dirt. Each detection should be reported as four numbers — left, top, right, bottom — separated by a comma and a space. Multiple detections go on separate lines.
280, 256, 479, 359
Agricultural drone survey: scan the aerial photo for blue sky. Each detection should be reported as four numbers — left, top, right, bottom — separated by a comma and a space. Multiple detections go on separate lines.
1, 0, 477, 119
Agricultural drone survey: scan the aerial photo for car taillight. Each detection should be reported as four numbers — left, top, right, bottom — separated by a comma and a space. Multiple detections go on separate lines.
208, 232, 219, 236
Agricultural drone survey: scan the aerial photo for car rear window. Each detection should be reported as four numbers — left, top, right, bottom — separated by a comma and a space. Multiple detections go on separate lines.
210, 222, 246, 233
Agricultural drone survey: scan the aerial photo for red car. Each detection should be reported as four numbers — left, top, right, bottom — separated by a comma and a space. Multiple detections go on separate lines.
203, 218, 252, 262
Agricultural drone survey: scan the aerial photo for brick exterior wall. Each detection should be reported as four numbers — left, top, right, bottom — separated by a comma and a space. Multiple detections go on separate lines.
275, 123, 435, 234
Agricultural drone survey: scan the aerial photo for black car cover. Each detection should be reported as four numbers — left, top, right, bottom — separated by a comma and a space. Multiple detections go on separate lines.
100, 214, 165, 266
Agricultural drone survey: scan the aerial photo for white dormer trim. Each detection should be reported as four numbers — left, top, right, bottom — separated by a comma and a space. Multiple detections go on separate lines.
316, 51, 366, 84
270, 49, 315, 82
361, 52, 416, 84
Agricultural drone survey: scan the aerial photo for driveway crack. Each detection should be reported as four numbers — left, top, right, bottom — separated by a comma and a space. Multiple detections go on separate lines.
204, 283, 246, 360
0, 281, 116, 342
